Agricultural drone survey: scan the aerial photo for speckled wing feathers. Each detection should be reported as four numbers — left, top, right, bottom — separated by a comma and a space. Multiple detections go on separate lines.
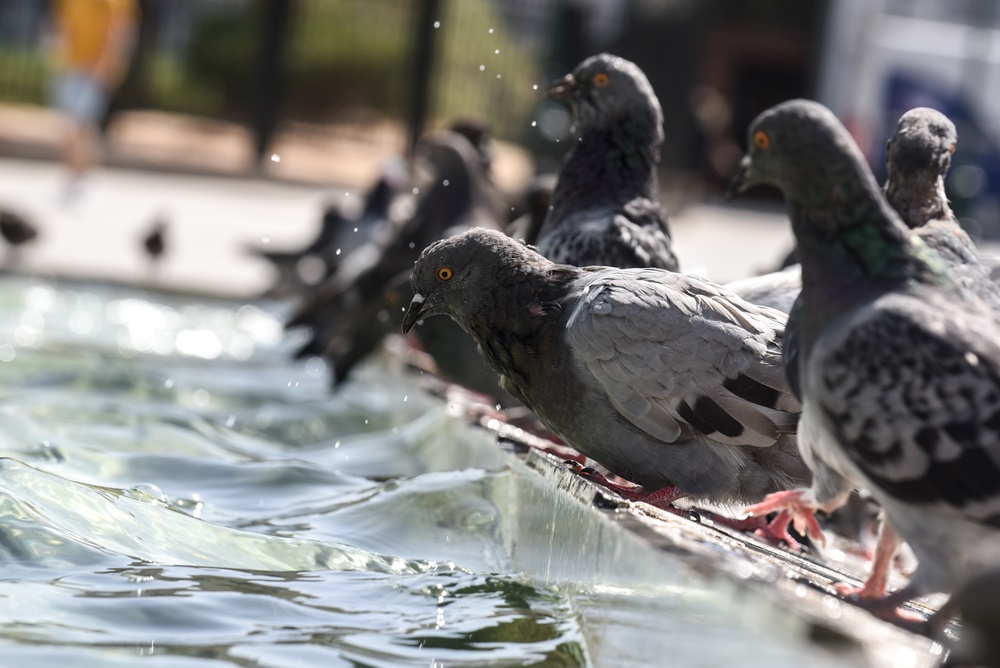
538, 201, 677, 270
815, 291, 1000, 522
565, 269, 800, 449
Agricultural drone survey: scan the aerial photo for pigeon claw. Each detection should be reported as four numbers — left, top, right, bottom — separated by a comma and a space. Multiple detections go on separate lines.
744, 488, 827, 547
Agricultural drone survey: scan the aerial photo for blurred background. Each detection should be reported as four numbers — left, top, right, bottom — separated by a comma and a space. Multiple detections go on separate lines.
0, 0, 999, 289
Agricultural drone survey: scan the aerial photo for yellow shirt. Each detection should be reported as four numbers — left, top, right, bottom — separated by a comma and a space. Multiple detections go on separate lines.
54, 0, 137, 71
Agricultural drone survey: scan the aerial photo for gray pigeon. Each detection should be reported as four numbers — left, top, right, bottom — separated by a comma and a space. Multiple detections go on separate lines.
728, 107, 1000, 317
288, 129, 506, 393
883, 107, 1000, 311
401, 228, 810, 505
729, 99, 1000, 620
251, 159, 409, 298
536, 54, 679, 271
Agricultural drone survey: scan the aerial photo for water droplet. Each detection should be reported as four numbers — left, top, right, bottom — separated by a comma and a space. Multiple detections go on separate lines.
261, 235, 270, 244
531, 121, 537, 127
495, 403, 501, 411
408, 242, 415, 249
334, 440, 341, 449
479, 65, 485, 72
532, 84, 538, 91
494, 49, 500, 55
496, 74, 502, 79
353, 227, 358, 233
225, 415, 236, 427
192, 388, 210, 407
433, 20, 440, 28
335, 248, 342, 256
442, 179, 449, 186
412, 187, 420, 195
164, 378, 174, 389
344, 191, 350, 197
403, 394, 408, 402
364, 419, 369, 425
270, 153, 281, 162
488, 28, 494, 34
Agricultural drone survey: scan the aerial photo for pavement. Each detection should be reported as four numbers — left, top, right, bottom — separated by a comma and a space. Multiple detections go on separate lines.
0, 103, 794, 298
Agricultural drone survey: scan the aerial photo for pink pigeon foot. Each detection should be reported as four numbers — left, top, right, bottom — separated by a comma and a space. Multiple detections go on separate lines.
744, 488, 827, 546
564, 463, 687, 510
835, 521, 902, 599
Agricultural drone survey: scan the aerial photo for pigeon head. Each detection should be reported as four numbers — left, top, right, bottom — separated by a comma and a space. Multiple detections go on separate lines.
401, 228, 538, 334
548, 53, 663, 145
884, 108, 957, 229
886, 107, 956, 178
726, 99, 881, 209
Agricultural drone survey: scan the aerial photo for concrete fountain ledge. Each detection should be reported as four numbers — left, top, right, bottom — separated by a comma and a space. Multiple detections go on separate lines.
415, 370, 947, 668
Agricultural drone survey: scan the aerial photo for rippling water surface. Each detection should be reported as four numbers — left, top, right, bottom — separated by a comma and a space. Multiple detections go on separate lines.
0, 275, 859, 667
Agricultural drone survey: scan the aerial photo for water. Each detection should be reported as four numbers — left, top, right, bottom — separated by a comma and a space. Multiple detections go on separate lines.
0, 274, 861, 667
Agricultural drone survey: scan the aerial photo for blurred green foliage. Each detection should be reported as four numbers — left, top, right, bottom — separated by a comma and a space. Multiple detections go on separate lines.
0, 48, 49, 105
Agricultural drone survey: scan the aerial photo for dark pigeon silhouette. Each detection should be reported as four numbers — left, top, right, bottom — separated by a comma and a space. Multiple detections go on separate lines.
287, 130, 507, 395
251, 159, 409, 298
536, 53, 679, 271
0, 209, 38, 266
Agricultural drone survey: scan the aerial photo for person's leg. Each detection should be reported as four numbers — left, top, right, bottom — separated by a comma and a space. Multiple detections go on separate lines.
52, 71, 109, 185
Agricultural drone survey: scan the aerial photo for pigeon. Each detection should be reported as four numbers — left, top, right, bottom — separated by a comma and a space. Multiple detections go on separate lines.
252, 159, 409, 297
143, 218, 166, 262
536, 53, 679, 271
0, 209, 39, 266
726, 107, 992, 318
883, 107, 1000, 311
141, 216, 167, 282
288, 129, 506, 392
401, 228, 810, 506
729, 99, 1000, 621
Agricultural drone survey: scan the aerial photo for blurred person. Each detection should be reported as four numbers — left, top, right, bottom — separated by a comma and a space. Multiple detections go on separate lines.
49, 0, 138, 199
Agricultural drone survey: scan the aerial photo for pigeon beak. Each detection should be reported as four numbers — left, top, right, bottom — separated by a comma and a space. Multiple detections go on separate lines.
724, 155, 755, 201
546, 74, 577, 100
401, 293, 428, 334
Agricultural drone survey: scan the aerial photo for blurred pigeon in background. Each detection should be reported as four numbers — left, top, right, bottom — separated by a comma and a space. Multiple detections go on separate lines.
505, 173, 556, 245
141, 215, 167, 282
0, 208, 39, 267
251, 158, 410, 298
288, 128, 507, 396
883, 107, 1000, 310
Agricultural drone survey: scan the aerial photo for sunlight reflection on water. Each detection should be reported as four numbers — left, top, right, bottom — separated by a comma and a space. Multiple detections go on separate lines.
0, 275, 862, 667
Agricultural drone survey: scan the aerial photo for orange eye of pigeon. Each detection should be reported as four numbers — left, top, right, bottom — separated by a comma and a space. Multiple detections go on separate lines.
949, 143, 956, 154
437, 267, 453, 281
593, 72, 610, 87
753, 130, 770, 150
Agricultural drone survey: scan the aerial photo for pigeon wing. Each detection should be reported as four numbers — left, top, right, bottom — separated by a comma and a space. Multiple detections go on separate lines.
815, 292, 1000, 522
565, 269, 800, 448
